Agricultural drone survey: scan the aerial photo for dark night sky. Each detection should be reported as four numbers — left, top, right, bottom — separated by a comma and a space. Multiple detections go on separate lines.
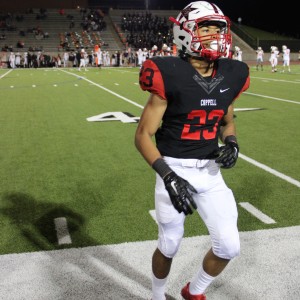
132, 0, 298, 38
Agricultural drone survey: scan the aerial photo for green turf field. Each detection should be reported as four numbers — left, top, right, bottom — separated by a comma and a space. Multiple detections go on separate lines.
0, 64, 299, 255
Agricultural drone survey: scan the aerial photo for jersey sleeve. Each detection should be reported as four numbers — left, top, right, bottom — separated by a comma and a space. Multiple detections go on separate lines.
234, 63, 250, 101
139, 59, 167, 100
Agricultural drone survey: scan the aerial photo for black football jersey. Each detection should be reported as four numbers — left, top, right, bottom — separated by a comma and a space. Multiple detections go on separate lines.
139, 56, 250, 159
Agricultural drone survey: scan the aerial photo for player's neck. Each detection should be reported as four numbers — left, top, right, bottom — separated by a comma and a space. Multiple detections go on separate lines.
189, 58, 214, 76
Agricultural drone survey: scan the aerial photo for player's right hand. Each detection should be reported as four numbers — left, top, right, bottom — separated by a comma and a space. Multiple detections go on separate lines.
163, 171, 197, 215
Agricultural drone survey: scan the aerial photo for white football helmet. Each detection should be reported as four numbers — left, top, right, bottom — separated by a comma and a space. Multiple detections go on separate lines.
162, 43, 168, 50
282, 45, 287, 50
170, 1, 232, 61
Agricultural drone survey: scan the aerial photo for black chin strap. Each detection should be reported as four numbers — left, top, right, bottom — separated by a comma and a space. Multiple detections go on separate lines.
178, 50, 205, 62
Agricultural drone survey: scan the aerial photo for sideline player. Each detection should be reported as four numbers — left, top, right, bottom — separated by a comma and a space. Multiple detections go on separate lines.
233, 46, 242, 61
135, 1, 250, 299
78, 48, 88, 71
281, 45, 291, 73
256, 46, 264, 71
269, 46, 279, 72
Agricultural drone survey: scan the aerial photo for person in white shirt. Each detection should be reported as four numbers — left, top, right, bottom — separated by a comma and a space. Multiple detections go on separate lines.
23, 52, 28, 68
281, 45, 290, 73
137, 48, 143, 66
96, 48, 103, 68
78, 49, 88, 71
256, 47, 264, 71
103, 51, 110, 67
63, 51, 69, 68
15, 52, 21, 68
142, 48, 148, 64
9, 52, 15, 69
37, 51, 42, 67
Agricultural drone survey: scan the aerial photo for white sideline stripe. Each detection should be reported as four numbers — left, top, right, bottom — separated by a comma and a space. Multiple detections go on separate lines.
244, 92, 300, 104
54, 217, 72, 245
239, 153, 300, 188
239, 202, 276, 224
88, 255, 151, 295
59, 69, 300, 188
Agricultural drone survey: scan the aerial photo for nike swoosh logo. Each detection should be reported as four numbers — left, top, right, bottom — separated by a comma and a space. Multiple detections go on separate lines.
170, 181, 178, 194
220, 88, 230, 93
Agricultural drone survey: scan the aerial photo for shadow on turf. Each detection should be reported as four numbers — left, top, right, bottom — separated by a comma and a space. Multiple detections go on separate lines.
1, 192, 91, 251
1, 191, 167, 299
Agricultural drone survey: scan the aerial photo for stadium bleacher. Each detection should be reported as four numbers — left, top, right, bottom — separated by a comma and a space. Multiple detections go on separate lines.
1, 7, 299, 66
0, 8, 122, 55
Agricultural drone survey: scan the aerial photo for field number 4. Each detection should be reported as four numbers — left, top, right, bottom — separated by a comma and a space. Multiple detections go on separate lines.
87, 112, 140, 123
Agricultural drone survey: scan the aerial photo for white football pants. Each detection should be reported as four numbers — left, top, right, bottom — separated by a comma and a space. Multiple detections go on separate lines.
155, 156, 240, 260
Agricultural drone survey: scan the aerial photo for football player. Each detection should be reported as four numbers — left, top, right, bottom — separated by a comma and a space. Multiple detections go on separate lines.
78, 48, 88, 71
256, 46, 264, 71
135, 1, 250, 299
269, 46, 279, 72
233, 45, 242, 61
281, 45, 291, 73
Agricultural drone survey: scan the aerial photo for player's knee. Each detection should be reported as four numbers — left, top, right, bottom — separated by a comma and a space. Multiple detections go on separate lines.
158, 235, 182, 258
156, 216, 185, 258
212, 232, 240, 259
157, 226, 184, 258
223, 238, 240, 259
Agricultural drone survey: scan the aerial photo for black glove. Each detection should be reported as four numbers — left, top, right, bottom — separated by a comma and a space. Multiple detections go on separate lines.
215, 143, 239, 168
163, 171, 197, 215
215, 135, 239, 169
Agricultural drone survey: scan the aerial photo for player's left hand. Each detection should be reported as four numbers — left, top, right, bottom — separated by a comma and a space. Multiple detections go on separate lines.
215, 140, 239, 169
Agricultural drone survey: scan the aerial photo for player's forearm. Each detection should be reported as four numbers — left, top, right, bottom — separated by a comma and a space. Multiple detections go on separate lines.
135, 132, 162, 166
220, 123, 236, 143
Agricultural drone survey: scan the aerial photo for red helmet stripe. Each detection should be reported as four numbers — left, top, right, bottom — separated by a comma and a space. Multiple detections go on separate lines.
210, 3, 220, 13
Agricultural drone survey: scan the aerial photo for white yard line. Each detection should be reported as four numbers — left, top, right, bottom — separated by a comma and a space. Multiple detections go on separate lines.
60, 69, 144, 109
0, 69, 13, 79
239, 202, 276, 224
244, 92, 300, 104
239, 153, 300, 188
